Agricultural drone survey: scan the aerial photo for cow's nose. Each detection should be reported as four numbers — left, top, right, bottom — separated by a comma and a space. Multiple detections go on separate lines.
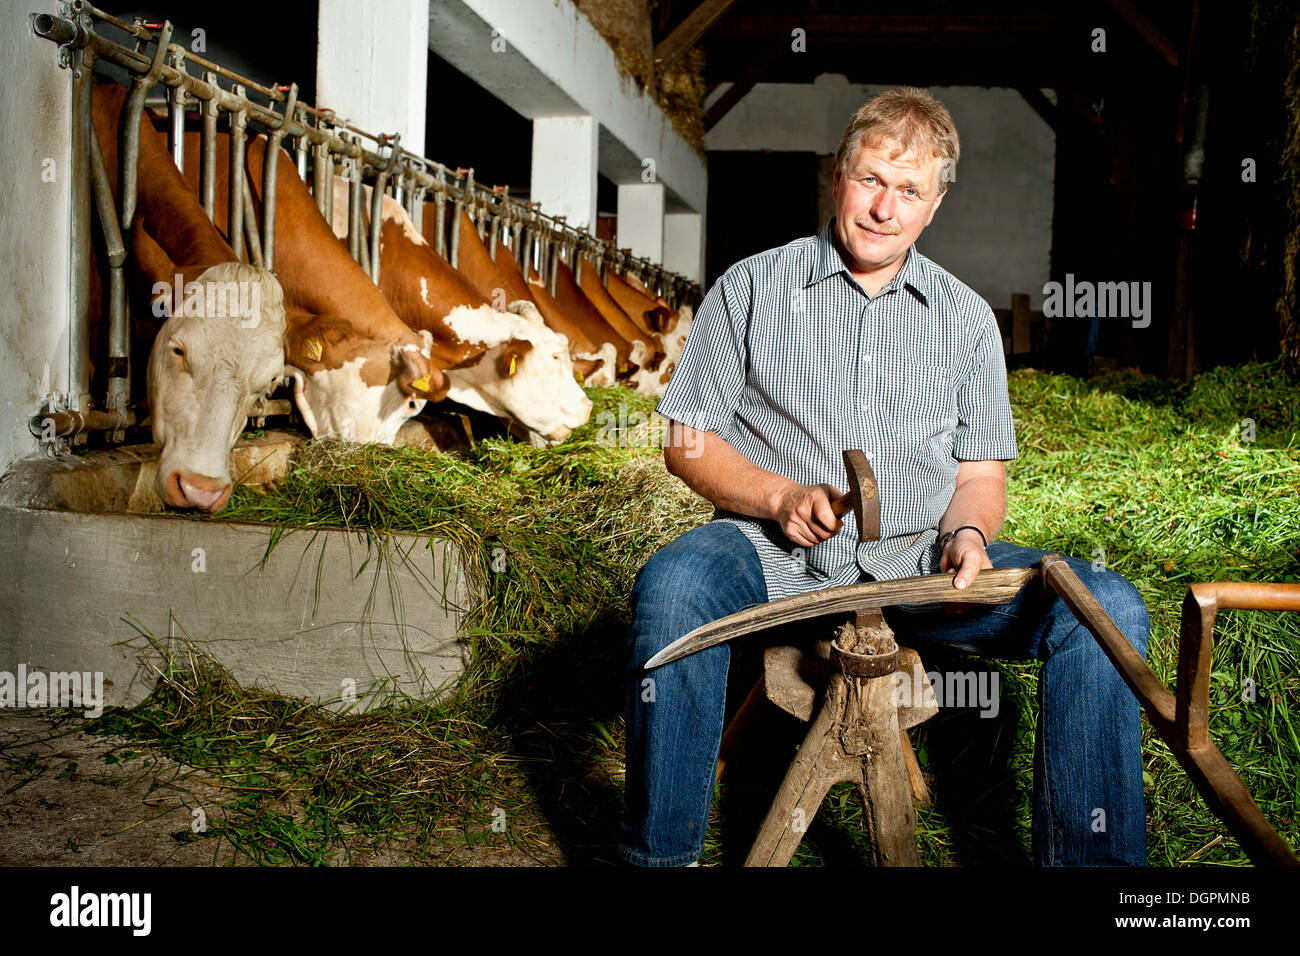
547, 425, 572, 443
165, 471, 232, 513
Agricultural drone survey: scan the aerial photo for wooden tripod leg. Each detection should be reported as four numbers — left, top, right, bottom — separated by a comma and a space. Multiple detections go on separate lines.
899, 730, 930, 806
853, 674, 921, 865
745, 675, 851, 867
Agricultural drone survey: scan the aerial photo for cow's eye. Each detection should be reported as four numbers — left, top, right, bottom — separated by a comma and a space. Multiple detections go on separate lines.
171, 344, 184, 358
408, 399, 418, 410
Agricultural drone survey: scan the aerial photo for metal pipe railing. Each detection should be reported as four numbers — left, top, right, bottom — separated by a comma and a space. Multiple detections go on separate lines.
200, 70, 218, 220
227, 82, 247, 261
167, 52, 185, 174
260, 82, 297, 270
67, 44, 93, 419
368, 133, 400, 283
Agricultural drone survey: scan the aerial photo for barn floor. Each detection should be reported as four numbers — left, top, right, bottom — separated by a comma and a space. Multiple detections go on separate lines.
0, 710, 563, 866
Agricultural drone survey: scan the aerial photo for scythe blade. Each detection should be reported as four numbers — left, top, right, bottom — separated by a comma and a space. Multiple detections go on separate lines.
643, 566, 1037, 669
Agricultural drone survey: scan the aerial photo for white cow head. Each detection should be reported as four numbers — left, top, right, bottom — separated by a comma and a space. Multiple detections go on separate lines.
282, 325, 441, 445
442, 300, 593, 443
573, 342, 619, 386
148, 262, 287, 513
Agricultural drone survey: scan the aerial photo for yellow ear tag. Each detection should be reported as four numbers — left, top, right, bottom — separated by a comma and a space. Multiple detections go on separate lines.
304, 337, 323, 362
411, 374, 431, 393
509, 354, 517, 376
575, 369, 584, 384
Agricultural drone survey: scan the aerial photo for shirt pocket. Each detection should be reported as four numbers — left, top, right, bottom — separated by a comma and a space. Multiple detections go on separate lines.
880, 362, 956, 447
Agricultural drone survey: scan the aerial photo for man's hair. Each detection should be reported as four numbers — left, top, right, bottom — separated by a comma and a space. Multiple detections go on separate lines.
833, 88, 960, 195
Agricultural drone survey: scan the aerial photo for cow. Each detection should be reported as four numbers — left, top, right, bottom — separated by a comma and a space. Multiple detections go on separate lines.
431, 207, 616, 387
180, 130, 449, 443
533, 255, 644, 382
607, 269, 678, 338
90, 82, 287, 513
609, 270, 693, 388
329, 180, 592, 443
573, 255, 670, 396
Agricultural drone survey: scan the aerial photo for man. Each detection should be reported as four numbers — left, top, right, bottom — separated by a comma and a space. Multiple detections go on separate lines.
620, 88, 1150, 867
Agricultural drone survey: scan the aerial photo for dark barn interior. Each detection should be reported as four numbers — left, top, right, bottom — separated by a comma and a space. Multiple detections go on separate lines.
650, 0, 1298, 380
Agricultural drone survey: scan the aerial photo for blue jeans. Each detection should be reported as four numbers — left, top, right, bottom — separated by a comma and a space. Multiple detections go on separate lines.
619, 521, 1150, 867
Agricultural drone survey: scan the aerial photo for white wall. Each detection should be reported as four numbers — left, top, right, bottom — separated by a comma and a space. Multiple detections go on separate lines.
318, 0, 429, 149
0, 0, 71, 475
707, 75, 1055, 311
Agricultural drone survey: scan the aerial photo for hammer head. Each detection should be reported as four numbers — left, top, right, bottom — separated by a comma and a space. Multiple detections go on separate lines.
841, 449, 880, 543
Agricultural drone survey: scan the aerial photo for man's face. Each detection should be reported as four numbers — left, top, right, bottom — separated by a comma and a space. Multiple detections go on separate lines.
831, 136, 947, 279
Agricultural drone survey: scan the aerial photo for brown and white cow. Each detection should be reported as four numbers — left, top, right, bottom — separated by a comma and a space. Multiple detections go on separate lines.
533, 256, 643, 383
420, 210, 640, 381
610, 270, 693, 389
181, 131, 448, 443
433, 207, 616, 387
91, 82, 287, 513
331, 181, 592, 442
574, 255, 670, 396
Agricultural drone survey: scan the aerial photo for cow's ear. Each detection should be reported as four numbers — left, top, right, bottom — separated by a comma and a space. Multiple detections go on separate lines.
572, 357, 601, 383
506, 300, 545, 325
495, 339, 534, 378
392, 345, 449, 401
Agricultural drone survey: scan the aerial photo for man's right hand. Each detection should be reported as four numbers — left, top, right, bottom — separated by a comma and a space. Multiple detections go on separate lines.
773, 482, 844, 547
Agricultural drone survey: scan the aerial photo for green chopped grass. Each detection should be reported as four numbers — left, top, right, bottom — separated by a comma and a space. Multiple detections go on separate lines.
83, 366, 1300, 866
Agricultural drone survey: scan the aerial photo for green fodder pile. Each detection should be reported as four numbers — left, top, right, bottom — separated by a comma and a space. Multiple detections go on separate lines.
86, 365, 1300, 866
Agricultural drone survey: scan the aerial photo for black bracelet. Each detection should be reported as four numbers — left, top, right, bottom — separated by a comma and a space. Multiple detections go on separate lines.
938, 525, 987, 551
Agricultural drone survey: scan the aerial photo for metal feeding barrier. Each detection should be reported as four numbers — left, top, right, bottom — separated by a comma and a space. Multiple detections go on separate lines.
30, 1, 701, 453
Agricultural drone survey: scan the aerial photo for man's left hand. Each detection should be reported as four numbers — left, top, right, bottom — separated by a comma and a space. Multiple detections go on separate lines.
939, 528, 993, 614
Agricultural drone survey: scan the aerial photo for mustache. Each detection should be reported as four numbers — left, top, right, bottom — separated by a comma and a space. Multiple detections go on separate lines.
853, 219, 900, 236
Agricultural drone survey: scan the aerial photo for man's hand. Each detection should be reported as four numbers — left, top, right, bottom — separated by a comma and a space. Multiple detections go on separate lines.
774, 482, 844, 548
939, 528, 993, 614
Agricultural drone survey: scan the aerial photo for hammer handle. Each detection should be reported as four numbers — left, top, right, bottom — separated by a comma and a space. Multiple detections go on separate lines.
830, 490, 855, 518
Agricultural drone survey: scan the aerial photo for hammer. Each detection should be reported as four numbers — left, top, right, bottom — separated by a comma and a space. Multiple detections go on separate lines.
829, 449, 879, 542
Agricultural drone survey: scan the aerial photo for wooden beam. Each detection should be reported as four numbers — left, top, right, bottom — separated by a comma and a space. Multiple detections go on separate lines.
1011, 292, 1032, 355
704, 46, 781, 131
1103, 0, 1180, 68
711, 15, 1054, 42
655, 0, 742, 72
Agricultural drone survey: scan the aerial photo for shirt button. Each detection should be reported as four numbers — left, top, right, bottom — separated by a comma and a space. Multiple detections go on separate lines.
863, 354, 872, 363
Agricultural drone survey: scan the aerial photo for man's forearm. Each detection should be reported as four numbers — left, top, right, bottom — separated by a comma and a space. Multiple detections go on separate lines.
939, 470, 1006, 543
664, 422, 796, 521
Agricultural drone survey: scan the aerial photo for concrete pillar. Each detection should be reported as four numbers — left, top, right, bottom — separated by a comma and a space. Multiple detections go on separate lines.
617, 182, 665, 263
530, 116, 598, 230
316, 0, 428, 148
664, 211, 704, 284
1, 0, 71, 473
